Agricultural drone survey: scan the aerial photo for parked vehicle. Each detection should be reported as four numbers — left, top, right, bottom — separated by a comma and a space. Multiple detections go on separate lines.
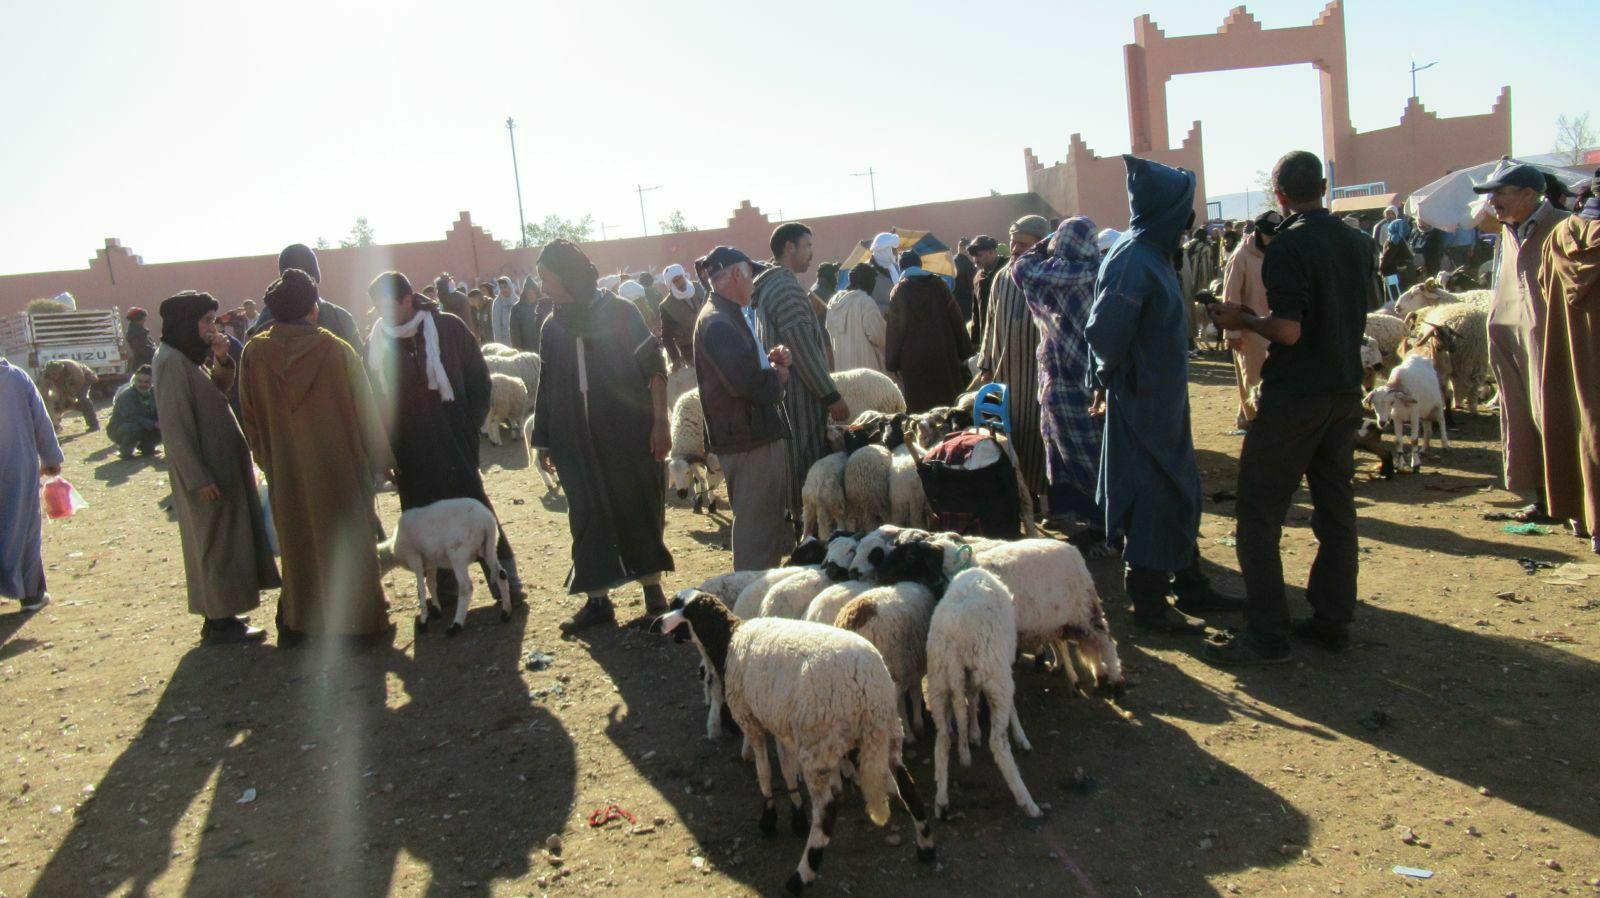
0, 308, 130, 394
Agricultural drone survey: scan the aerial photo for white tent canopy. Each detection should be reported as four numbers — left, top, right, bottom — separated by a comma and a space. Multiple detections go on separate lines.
1406, 157, 1591, 231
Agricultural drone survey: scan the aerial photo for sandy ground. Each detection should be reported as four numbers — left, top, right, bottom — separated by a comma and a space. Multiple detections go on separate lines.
3, 356, 1598, 898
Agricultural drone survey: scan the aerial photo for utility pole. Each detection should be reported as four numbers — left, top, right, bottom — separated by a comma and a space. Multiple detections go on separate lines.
599, 222, 623, 241
635, 184, 662, 237
1409, 60, 1437, 100
851, 166, 879, 211
506, 117, 528, 247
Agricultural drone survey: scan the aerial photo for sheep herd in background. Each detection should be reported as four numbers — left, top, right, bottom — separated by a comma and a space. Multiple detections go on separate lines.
653, 523, 1127, 892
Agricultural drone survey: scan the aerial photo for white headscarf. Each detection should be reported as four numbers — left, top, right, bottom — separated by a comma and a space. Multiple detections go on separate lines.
870, 232, 900, 283
662, 263, 696, 300
367, 311, 455, 402
597, 274, 622, 291
618, 280, 646, 301
1096, 228, 1122, 254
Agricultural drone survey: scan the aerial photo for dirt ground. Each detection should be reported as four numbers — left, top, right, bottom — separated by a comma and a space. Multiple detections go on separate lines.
3, 357, 1598, 898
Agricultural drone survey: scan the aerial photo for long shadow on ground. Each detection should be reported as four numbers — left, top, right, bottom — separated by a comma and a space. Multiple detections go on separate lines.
28, 604, 575, 898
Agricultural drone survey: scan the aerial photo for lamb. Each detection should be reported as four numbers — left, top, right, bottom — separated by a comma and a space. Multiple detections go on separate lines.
843, 444, 893, 532
835, 583, 937, 743
730, 567, 809, 619
479, 342, 517, 358
666, 365, 698, 410
818, 533, 862, 581
833, 367, 907, 415
799, 452, 849, 537
916, 563, 1040, 819
910, 406, 975, 449
653, 593, 936, 892
1393, 277, 1492, 321
889, 444, 933, 528
1360, 335, 1385, 392
760, 568, 839, 620
519, 414, 563, 495
1363, 309, 1409, 364
666, 389, 722, 512
376, 497, 510, 635
483, 350, 542, 399
803, 580, 874, 625
1411, 297, 1491, 413
1365, 353, 1449, 473
481, 373, 530, 446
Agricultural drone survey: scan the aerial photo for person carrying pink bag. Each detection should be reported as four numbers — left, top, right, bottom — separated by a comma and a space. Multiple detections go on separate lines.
1, 358, 64, 613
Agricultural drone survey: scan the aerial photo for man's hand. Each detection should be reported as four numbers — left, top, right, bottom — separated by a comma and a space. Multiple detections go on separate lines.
41, 464, 61, 477
1207, 301, 1251, 331
1089, 390, 1107, 419
827, 398, 851, 423
536, 450, 556, 474
209, 332, 231, 359
197, 483, 221, 502
650, 417, 671, 462
768, 345, 792, 369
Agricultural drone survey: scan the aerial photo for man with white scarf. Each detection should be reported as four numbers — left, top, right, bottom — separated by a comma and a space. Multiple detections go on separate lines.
657, 262, 706, 370
866, 231, 900, 314
365, 271, 525, 603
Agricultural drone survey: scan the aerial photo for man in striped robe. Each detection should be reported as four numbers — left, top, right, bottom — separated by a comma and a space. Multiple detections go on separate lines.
754, 223, 851, 524
979, 215, 1051, 510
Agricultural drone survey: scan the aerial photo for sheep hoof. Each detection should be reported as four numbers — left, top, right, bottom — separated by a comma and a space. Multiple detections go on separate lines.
1022, 800, 1043, 818
1112, 681, 1128, 701
784, 871, 808, 894
935, 804, 950, 821
917, 846, 939, 864
790, 804, 808, 836
708, 498, 718, 512
445, 622, 462, 637
759, 805, 777, 834
692, 499, 703, 515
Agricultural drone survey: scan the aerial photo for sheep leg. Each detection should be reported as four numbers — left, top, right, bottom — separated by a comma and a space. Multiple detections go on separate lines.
446, 561, 473, 635
413, 568, 432, 631
485, 547, 511, 623
892, 763, 938, 863
749, 726, 780, 835
951, 683, 974, 768
909, 688, 925, 736
929, 686, 953, 819
704, 678, 724, 741
485, 417, 503, 447
784, 766, 839, 895
775, 742, 806, 836
1007, 704, 1033, 753
898, 691, 916, 745
1439, 409, 1451, 451
801, 500, 818, 539
982, 679, 1041, 817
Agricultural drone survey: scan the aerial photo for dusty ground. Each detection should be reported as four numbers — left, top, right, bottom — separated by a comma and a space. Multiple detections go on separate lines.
3, 358, 1598, 898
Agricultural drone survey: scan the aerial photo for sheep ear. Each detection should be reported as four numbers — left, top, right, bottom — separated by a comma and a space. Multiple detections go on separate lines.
649, 609, 685, 636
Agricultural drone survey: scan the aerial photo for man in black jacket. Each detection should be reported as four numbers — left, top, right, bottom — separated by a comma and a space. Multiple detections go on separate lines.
692, 246, 794, 570
249, 244, 366, 355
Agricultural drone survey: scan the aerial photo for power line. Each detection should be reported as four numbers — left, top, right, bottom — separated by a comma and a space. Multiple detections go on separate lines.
635, 184, 662, 237
851, 166, 879, 211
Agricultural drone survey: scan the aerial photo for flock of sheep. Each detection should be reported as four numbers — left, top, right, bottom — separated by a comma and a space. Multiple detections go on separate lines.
655, 523, 1126, 893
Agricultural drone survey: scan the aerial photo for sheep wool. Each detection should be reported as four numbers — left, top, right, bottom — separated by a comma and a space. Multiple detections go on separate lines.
730, 566, 808, 619
759, 568, 837, 620
800, 452, 849, 537
833, 367, 907, 415
836, 583, 936, 743
843, 444, 893, 532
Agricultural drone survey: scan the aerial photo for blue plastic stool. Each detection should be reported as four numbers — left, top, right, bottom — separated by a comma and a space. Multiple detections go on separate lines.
973, 382, 1011, 435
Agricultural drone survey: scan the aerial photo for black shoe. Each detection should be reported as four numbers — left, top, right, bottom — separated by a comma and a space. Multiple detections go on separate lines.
276, 625, 308, 648
1289, 618, 1351, 654
1174, 584, 1245, 615
560, 596, 616, 634
1203, 632, 1291, 666
1132, 605, 1207, 635
118, 447, 135, 460
202, 617, 267, 644
19, 593, 51, 613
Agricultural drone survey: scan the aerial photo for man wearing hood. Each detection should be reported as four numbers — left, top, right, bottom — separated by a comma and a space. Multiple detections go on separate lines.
240, 269, 393, 642
754, 223, 850, 525
508, 276, 548, 353
1087, 157, 1239, 633
826, 263, 888, 374
1538, 174, 1600, 555
152, 291, 279, 643
491, 276, 517, 345
618, 278, 660, 337
866, 231, 900, 314
125, 308, 157, 373
980, 215, 1052, 508
886, 252, 970, 411
366, 271, 524, 605
1205, 151, 1374, 664
247, 244, 365, 356
657, 263, 706, 369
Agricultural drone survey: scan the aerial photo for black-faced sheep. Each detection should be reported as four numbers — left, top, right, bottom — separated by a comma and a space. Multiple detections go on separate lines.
377, 497, 510, 635
653, 593, 937, 893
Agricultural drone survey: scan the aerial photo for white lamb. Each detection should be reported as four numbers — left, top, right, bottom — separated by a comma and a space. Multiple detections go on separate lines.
666, 365, 698, 410
483, 350, 542, 399
519, 414, 562, 495
376, 497, 509, 635
730, 567, 808, 620
1412, 297, 1492, 413
654, 593, 937, 892
833, 367, 907, 415
1365, 353, 1449, 473
922, 566, 1040, 819
759, 568, 838, 620
843, 444, 893, 532
480, 342, 517, 358
1363, 309, 1409, 362
889, 444, 932, 528
667, 388, 722, 513
803, 580, 873, 625
481, 373, 529, 446
800, 452, 849, 537
835, 583, 936, 743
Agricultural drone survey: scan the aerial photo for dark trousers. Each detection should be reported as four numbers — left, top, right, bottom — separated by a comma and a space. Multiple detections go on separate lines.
1046, 443, 1101, 526
1235, 390, 1361, 645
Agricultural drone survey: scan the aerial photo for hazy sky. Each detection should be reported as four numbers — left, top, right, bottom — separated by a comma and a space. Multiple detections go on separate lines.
2, 0, 1593, 274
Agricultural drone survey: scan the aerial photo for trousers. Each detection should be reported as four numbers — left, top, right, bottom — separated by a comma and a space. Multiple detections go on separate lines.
1235, 390, 1361, 644
720, 439, 793, 571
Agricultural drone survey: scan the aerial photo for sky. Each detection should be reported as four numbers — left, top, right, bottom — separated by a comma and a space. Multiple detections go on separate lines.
1, 0, 1594, 275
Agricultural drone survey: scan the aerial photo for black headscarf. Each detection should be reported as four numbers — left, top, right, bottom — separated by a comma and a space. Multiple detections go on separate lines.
537, 239, 599, 301
264, 269, 319, 323
159, 291, 219, 364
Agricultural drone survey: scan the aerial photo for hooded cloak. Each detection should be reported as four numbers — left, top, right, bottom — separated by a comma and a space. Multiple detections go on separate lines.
159, 291, 220, 365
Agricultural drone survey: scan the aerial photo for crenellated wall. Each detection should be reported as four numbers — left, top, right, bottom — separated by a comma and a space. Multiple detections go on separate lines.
1026, 123, 1208, 232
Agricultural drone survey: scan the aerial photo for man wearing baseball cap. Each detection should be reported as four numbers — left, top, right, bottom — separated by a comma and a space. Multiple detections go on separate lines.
692, 246, 796, 569
1475, 162, 1570, 522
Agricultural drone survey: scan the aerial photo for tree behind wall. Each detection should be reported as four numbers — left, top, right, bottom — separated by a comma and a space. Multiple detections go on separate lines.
658, 210, 697, 234
522, 214, 595, 246
339, 217, 376, 248
1554, 113, 1595, 166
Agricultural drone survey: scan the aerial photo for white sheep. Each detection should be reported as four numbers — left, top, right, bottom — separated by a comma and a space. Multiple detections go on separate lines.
843, 444, 893, 532
800, 452, 849, 537
481, 373, 529, 446
759, 568, 838, 620
654, 593, 937, 892
1411, 297, 1492, 413
480, 342, 517, 358
835, 583, 936, 743
921, 566, 1040, 819
483, 350, 542, 400
1363, 310, 1409, 363
1365, 354, 1448, 473
1393, 277, 1491, 320
889, 444, 932, 528
667, 388, 722, 512
730, 567, 808, 620
519, 414, 562, 495
833, 367, 907, 415
666, 365, 698, 410
803, 580, 873, 625
376, 497, 509, 635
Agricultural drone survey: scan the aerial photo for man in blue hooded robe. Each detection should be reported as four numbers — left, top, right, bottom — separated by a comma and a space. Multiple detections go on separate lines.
1086, 156, 1240, 633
